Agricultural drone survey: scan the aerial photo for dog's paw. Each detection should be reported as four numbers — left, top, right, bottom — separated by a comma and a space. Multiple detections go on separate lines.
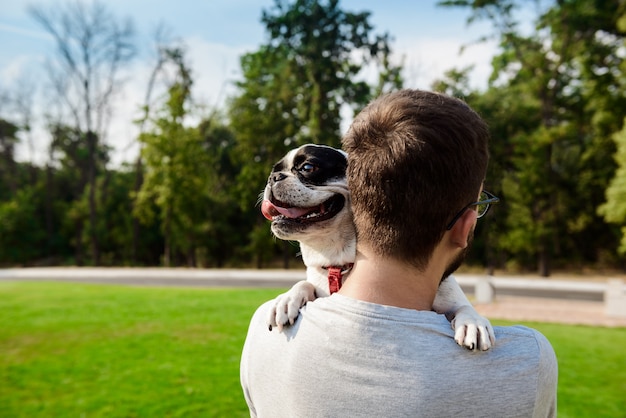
266, 281, 316, 332
451, 305, 495, 351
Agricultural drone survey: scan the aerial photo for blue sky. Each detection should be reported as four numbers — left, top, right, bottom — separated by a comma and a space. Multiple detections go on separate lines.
0, 0, 498, 165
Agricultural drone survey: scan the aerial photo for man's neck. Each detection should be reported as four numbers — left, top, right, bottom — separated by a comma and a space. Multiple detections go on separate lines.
338, 248, 442, 311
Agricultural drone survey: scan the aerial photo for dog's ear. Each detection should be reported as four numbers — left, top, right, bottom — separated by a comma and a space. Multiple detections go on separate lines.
447, 209, 477, 249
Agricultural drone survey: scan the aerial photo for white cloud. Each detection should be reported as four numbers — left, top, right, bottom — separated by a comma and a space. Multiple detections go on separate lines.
185, 36, 249, 110
339, 36, 498, 133
0, 54, 44, 86
397, 36, 497, 90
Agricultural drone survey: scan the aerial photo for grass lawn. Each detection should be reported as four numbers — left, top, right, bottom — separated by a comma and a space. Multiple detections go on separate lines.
1, 281, 625, 417
0, 281, 277, 417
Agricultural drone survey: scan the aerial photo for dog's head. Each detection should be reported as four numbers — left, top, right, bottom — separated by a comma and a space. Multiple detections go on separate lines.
261, 144, 350, 241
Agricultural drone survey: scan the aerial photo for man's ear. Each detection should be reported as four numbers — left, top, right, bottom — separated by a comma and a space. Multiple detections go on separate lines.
448, 209, 477, 249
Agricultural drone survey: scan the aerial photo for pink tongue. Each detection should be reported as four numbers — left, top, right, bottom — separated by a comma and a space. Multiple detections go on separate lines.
261, 200, 313, 220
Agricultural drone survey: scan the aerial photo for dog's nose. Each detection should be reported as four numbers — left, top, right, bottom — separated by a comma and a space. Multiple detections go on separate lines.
271, 172, 287, 183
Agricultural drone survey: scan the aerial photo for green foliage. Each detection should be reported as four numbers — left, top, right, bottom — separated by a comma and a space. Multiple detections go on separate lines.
48, 124, 111, 265
440, 0, 626, 273
599, 121, 626, 253
0, 188, 46, 264
260, 0, 400, 142
230, 0, 403, 172
134, 50, 215, 266
29, 0, 136, 266
0, 118, 20, 199
228, 44, 300, 211
227, 0, 403, 266
196, 119, 253, 267
4, 0, 626, 270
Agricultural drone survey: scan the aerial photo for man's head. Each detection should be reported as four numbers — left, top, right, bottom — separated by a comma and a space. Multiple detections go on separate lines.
342, 89, 490, 270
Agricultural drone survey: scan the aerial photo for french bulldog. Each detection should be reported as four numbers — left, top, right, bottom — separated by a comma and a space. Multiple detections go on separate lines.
261, 144, 494, 350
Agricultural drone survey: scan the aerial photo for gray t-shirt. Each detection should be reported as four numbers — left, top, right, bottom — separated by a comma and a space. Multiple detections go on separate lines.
241, 293, 558, 417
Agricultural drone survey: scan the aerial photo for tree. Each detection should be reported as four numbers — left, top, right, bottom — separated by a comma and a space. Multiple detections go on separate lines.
131, 26, 184, 265
0, 118, 19, 198
0, 77, 38, 184
196, 117, 248, 267
261, 0, 401, 145
30, 0, 136, 265
441, 0, 626, 275
133, 48, 214, 267
48, 124, 110, 264
598, 3, 626, 258
0, 187, 46, 265
229, 0, 403, 267
0, 119, 49, 266
599, 120, 626, 254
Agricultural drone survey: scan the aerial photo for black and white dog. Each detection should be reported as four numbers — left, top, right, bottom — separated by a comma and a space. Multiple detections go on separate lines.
261, 144, 494, 350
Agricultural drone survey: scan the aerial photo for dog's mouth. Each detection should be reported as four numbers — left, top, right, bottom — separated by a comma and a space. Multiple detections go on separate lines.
261, 194, 345, 224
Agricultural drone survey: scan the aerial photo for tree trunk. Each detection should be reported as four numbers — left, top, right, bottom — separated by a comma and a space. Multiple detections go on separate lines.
132, 156, 143, 265
75, 219, 84, 266
187, 245, 196, 267
87, 131, 100, 265
538, 246, 550, 277
45, 164, 54, 260
164, 203, 171, 267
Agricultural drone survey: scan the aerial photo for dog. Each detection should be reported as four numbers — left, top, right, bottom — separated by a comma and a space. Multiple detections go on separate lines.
260, 144, 495, 350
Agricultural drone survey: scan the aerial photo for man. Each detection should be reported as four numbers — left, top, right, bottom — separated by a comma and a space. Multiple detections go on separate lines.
241, 89, 558, 417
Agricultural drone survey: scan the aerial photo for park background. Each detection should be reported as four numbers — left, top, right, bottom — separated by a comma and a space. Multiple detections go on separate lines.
1, 2, 626, 417
1, 0, 626, 278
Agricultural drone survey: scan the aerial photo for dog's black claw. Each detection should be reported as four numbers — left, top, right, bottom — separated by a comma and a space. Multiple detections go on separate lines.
268, 325, 273, 331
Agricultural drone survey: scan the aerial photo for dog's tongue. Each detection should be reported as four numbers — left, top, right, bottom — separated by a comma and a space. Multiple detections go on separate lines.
261, 200, 312, 220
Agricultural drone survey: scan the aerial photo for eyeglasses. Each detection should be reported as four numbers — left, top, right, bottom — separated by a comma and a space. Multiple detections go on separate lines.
446, 190, 500, 230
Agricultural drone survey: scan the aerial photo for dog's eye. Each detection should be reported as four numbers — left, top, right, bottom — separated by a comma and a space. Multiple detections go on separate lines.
300, 163, 317, 173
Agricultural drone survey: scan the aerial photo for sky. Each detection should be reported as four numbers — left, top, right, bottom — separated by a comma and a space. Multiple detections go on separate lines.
0, 0, 499, 166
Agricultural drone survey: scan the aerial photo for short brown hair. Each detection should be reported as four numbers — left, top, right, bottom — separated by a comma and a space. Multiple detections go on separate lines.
342, 89, 490, 268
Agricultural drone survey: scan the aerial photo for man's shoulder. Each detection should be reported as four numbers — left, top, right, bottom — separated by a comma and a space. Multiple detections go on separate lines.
494, 324, 554, 350
491, 325, 557, 369
247, 299, 278, 333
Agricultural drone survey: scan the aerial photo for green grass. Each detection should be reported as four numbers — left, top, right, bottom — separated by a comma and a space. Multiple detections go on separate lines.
0, 281, 278, 417
1, 282, 624, 417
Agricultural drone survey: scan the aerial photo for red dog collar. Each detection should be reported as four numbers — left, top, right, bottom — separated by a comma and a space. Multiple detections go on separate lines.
325, 264, 354, 294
